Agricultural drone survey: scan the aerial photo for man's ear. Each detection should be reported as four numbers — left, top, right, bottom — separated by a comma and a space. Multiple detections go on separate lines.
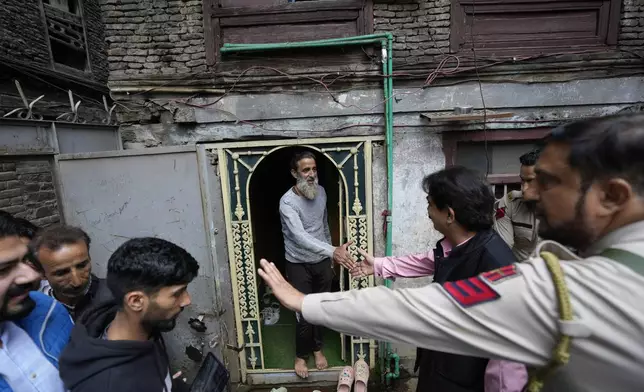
124, 291, 147, 313
291, 169, 298, 179
599, 178, 633, 215
446, 207, 455, 224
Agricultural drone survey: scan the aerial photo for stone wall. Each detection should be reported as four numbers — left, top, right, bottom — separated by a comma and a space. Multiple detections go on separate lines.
102, 0, 207, 78
0, 158, 60, 228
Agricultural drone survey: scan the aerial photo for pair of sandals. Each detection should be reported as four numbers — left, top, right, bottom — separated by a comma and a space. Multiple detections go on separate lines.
337, 360, 369, 392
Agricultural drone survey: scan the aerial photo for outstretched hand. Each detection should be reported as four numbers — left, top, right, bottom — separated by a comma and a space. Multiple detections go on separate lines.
351, 248, 375, 278
333, 241, 357, 270
257, 259, 305, 313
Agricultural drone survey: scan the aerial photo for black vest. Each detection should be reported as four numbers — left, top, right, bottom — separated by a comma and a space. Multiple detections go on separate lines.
415, 229, 517, 392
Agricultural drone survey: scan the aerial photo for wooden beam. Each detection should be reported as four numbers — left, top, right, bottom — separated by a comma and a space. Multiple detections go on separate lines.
420, 111, 514, 122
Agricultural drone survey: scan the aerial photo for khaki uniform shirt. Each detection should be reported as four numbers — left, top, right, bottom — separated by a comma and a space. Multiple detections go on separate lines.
494, 191, 539, 260
302, 221, 644, 392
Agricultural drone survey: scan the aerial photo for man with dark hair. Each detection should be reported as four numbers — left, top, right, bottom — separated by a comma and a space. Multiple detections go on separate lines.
0, 215, 73, 392
494, 150, 540, 259
59, 237, 199, 392
353, 166, 525, 392
259, 113, 644, 391
34, 225, 110, 321
0, 211, 39, 244
279, 150, 355, 378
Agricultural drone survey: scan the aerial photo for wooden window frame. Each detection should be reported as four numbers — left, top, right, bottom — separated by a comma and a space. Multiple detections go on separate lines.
450, 0, 622, 56
443, 128, 551, 191
39, 0, 92, 75
203, 0, 373, 65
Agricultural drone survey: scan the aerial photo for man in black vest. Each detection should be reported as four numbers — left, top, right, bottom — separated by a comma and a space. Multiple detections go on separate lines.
352, 166, 523, 392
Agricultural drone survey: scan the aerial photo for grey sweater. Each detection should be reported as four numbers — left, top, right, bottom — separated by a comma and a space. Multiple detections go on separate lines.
279, 185, 335, 263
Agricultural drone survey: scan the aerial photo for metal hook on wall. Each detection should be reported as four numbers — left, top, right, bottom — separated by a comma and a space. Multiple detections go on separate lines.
56, 90, 85, 123
102, 95, 117, 125
3, 80, 44, 120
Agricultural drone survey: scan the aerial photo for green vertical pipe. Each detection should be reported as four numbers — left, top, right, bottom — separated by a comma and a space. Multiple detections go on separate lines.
220, 33, 399, 383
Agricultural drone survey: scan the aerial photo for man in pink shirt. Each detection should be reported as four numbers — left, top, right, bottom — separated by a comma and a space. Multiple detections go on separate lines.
352, 167, 528, 392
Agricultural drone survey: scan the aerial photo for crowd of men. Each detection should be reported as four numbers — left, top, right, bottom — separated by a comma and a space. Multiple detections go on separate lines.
0, 212, 198, 391
1, 112, 644, 392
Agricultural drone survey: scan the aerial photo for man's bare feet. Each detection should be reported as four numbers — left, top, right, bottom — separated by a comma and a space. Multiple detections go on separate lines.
295, 358, 309, 378
314, 350, 328, 370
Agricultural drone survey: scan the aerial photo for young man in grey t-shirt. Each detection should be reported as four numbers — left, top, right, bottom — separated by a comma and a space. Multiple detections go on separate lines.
278, 151, 355, 379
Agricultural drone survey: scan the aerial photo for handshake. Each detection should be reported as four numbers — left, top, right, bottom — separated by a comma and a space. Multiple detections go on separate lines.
332, 241, 376, 278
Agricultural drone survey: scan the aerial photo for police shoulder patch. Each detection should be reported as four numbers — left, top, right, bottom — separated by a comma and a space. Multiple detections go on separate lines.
442, 277, 500, 308
482, 264, 521, 285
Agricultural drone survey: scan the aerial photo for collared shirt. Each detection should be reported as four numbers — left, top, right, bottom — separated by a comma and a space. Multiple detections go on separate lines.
373, 238, 527, 392
303, 221, 644, 392
0, 321, 66, 392
494, 191, 539, 260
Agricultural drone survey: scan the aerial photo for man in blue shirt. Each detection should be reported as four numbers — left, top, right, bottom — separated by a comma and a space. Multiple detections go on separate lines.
0, 215, 73, 392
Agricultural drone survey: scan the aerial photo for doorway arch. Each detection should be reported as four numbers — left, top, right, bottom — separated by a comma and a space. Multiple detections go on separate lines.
207, 137, 380, 382
248, 146, 345, 369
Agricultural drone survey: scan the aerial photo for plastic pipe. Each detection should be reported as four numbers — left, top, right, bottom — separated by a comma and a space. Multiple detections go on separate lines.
220, 33, 399, 383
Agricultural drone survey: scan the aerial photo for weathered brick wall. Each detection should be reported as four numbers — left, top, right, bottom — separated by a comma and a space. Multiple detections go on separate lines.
619, 0, 644, 47
374, 0, 643, 67
102, 0, 207, 78
85, 0, 110, 83
0, 158, 60, 228
374, 0, 450, 67
0, 0, 51, 67
0, 0, 107, 83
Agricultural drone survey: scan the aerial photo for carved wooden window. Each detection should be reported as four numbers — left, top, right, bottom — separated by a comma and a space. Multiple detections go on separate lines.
204, 0, 373, 64
450, 0, 622, 57
443, 128, 550, 199
41, 0, 90, 72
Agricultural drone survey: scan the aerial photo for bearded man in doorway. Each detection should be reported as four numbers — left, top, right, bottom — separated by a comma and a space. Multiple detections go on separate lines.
279, 150, 356, 378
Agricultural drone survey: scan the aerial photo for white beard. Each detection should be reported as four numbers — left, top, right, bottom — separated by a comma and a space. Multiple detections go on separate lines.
296, 176, 319, 200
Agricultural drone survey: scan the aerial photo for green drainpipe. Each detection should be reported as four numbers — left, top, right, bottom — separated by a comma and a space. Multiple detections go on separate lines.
221, 33, 399, 384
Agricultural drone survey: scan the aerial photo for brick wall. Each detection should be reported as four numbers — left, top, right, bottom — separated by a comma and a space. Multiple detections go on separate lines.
102, 0, 207, 78
85, 0, 110, 83
374, 0, 450, 67
103, 0, 642, 79
374, 0, 643, 67
0, 0, 51, 67
0, 158, 60, 228
619, 0, 644, 47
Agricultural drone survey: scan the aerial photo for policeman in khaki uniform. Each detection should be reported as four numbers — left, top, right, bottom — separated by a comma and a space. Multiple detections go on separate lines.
258, 114, 644, 392
494, 150, 540, 260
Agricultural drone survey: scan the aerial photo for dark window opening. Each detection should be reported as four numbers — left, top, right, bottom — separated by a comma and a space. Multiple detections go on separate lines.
51, 41, 86, 70
43, 0, 80, 15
